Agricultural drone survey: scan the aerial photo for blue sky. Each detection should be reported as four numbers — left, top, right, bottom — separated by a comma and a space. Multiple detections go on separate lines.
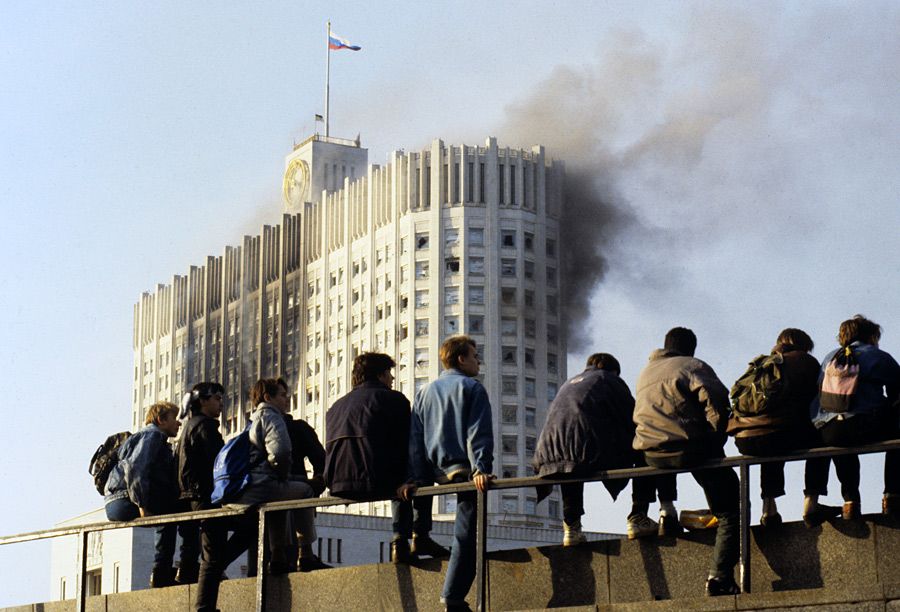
1, 1, 899, 606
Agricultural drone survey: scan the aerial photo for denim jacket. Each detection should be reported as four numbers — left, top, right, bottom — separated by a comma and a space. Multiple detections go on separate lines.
811, 342, 900, 427
408, 368, 494, 484
104, 424, 176, 512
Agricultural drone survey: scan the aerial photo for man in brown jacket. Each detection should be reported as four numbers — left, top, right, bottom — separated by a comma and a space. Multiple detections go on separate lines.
633, 327, 740, 596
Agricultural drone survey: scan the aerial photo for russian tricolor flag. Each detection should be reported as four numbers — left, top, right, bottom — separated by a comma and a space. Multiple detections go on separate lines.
328, 32, 361, 51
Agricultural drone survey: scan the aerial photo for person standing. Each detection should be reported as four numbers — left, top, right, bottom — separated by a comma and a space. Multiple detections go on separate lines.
633, 327, 741, 596
401, 336, 494, 612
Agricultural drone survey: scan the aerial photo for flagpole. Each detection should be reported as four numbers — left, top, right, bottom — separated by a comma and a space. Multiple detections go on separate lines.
324, 20, 331, 138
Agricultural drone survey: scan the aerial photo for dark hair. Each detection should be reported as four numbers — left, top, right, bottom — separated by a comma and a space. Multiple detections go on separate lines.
250, 378, 282, 407
838, 315, 882, 346
664, 327, 697, 356
440, 335, 477, 370
586, 353, 621, 375
187, 382, 225, 416
773, 328, 814, 353
351, 352, 396, 387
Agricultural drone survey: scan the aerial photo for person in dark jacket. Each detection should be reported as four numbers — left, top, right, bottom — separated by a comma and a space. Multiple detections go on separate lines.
177, 382, 251, 612
533, 352, 678, 544
727, 329, 839, 527
105, 401, 196, 588
325, 352, 449, 563
633, 327, 740, 597
806, 315, 900, 520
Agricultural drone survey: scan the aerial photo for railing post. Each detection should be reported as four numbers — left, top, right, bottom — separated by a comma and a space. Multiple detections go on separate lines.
74, 529, 88, 612
475, 487, 489, 611
739, 462, 751, 593
255, 508, 267, 612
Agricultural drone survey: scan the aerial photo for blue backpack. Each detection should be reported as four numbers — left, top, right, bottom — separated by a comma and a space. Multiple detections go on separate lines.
211, 423, 259, 505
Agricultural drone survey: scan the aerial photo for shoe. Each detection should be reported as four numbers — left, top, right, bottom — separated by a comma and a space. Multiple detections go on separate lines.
149, 566, 176, 588
390, 538, 412, 564
444, 602, 473, 612
411, 535, 451, 558
803, 503, 841, 527
883, 495, 900, 516
298, 555, 332, 572
626, 514, 658, 540
705, 576, 740, 596
562, 520, 587, 546
659, 513, 684, 537
842, 501, 861, 521
175, 562, 199, 585
760, 512, 782, 528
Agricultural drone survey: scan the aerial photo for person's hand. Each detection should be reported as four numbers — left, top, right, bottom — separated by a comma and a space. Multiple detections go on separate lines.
397, 483, 417, 502
138, 507, 147, 518
308, 475, 326, 496
473, 473, 495, 492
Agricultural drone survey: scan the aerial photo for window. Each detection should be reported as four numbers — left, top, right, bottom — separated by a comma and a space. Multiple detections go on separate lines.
502, 465, 518, 479
444, 495, 458, 513
501, 318, 517, 336
525, 378, 536, 398
547, 295, 558, 315
524, 349, 534, 368
445, 286, 459, 305
400, 295, 408, 311
468, 227, 484, 246
525, 497, 537, 515
549, 499, 560, 518
502, 435, 518, 454
547, 324, 558, 344
501, 230, 516, 248
499, 163, 505, 202
524, 260, 535, 280
547, 267, 557, 286
524, 318, 536, 338
501, 287, 516, 305
469, 285, 484, 305
502, 376, 517, 395
502, 404, 518, 424
524, 232, 534, 251
548, 382, 558, 401
399, 324, 409, 340
469, 257, 484, 275
445, 258, 460, 274
501, 495, 518, 513
445, 316, 459, 335
509, 164, 516, 203
501, 258, 517, 277
416, 232, 429, 250
548, 353, 558, 375
445, 228, 459, 247
415, 319, 429, 337
525, 406, 536, 428
415, 349, 429, 370
546, 238, 556, 257
502, 346, 517, 365
400, 266, 409, 284
479, 163, 485, 201
415, 290, 429, 309
524, 290, 534, 308
415, 261, 429, 279
525, 435, 536, 453
469, 315, 484, 334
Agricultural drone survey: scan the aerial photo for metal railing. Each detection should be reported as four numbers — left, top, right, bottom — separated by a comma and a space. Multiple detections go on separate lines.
4, 439, 900, 612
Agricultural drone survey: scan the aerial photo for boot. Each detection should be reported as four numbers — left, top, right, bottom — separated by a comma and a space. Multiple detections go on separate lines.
390, 538, 412, 564
149, 565, 176, 588
298, 555, 332, 572
842, 501, 861, 521
411, 534, 450, 558
175, 562, 199, 585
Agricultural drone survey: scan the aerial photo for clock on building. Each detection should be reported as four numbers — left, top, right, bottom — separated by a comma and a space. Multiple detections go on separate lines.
283, 158, 310, 207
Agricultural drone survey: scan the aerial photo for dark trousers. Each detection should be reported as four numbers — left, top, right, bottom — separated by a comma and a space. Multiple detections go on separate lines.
391, 495, 434, 538
191, 500, 253, 612
645, 450, 740, 581
560, 470, 678, 526
735, 428, 818, 499
441, 490, 477, 604
804, 415, 900, 501
105, 498, 200, 572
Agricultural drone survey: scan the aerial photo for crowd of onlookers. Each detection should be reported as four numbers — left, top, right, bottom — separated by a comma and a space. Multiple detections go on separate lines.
101, 314, 899, 610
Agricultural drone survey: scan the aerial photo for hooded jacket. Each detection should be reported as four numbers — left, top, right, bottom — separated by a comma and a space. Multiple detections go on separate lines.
104, 424, 177, 513
532, 367, 636, 498
633, 348, 730, 456
247, 402, 292, 483
324, 380, 411, 497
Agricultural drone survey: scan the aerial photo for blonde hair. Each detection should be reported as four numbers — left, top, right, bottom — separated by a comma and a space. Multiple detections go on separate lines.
144, 401, 179, 426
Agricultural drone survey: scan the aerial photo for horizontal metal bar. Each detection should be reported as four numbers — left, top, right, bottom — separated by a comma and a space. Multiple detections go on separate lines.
3, 438, 899, 547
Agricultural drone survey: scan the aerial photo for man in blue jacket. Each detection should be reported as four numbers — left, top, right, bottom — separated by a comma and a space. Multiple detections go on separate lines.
401, 335, 494, 612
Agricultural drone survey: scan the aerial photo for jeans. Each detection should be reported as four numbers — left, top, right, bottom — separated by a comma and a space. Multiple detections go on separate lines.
191, 500, 253, 612
105, 498, 199, 571
391, 495, 434, 538
645, 451, 739, 581
441, 490, 477, 605
233, 479, 315, 565
804, 415, 900, 501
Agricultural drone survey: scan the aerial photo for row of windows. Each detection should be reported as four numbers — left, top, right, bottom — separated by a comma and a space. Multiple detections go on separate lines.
412, 228, 556, 256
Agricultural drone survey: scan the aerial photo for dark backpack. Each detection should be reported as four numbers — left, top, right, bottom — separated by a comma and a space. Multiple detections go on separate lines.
210, 423, 260, 505
89, 431, 132, 495
819, 346, 860, 413
729, 353, 785, 417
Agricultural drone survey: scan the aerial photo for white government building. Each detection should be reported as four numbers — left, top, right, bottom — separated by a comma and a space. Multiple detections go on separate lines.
52, 134, 610, 598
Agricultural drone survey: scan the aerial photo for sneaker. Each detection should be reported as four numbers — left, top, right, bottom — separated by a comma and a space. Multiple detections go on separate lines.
390, 538, 412, 564
842, 501, 861, 521
626, 514, 658, 540
658, 513, 684, 537
760, 512, 782, 528
562, 520, 587, 546
298, 555, 332, 572
802, 503, 841, 527
705, 576, 740, 596
411, 535, 450, 558
149, 566, 176, 588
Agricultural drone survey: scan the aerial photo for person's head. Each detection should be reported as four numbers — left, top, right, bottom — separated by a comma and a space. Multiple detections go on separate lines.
250, 378, 290, 413
351, 352, 396, 388
440, 335, 479, 377
664, 327, 697, 356
145, 401, 180, 437
586, 353, 621, 375
838, 315, 882, 347
187, 382, 225, 419
773, 328, 814, 354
